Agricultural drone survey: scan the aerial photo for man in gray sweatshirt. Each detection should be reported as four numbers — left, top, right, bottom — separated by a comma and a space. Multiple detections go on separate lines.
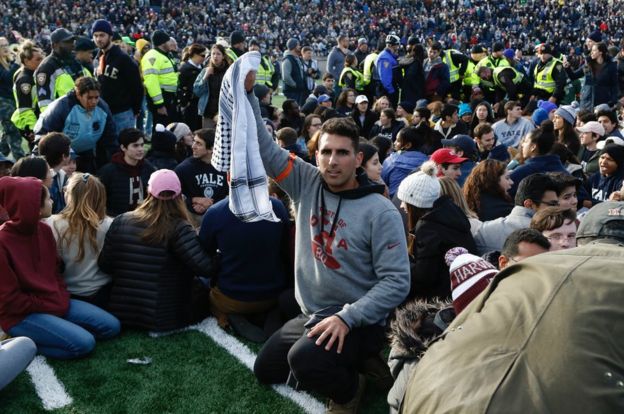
246, 73, 409, 410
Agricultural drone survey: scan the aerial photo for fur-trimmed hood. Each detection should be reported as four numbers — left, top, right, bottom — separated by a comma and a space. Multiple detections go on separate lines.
389, 299, 454, 361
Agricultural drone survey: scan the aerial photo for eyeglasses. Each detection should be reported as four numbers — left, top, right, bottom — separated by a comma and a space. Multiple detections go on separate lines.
544, 233, 576, 242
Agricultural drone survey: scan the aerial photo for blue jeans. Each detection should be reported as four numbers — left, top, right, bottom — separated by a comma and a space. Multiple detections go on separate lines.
0, 337, 37, 391
112, 109, 137, 136
9, 299, 120, 360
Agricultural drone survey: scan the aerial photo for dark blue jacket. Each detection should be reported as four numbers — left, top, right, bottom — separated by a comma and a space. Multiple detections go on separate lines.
509, 154, 567, 197
588, 171, 624, 205
198, 197, 292, 302
478, 143, 510, 163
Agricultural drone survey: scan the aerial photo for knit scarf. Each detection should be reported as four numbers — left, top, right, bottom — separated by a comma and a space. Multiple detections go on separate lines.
212, 51, 278, 222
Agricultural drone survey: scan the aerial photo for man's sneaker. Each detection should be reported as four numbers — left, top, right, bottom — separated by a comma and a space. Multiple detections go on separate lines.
325, 374, 366, 414
360, 353, 393, 391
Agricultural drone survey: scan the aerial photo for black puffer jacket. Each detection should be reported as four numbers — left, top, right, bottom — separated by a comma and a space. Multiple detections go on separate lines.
98, 214, 213, 332
408, 195, 477, 301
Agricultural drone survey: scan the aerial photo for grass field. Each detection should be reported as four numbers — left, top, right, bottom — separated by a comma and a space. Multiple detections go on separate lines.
1, 317, 389, 413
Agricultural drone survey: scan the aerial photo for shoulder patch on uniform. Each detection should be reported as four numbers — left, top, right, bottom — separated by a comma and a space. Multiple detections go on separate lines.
20, 83, 31, 94
148, 57, 156, 65
556, 64, 562, 71
36, 73, 47, 86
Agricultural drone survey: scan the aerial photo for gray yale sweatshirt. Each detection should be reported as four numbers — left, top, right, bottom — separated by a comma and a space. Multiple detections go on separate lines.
246, 92, 410, 328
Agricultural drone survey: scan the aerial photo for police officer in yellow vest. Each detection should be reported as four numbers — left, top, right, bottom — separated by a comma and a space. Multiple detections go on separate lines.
11, 41, 43, 149
141, 30, 179, 126
474, 42, 510, 103
249, 38, 278, 90
34, 28, 91, 113
339, 54, 365, 93
226, 31, 246, 64
463, 44, 487, 100
530, 43, 567, 104
442, 47, 469, 100
362, 40, 382, 101
477, 65, 531, 106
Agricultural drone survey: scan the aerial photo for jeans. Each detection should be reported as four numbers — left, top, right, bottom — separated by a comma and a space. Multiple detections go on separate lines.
112, 109, 137, 136
0, 337, 37, 391
9, 299, 120, 360
137, 96, 153, 137
253, 314, 385, 404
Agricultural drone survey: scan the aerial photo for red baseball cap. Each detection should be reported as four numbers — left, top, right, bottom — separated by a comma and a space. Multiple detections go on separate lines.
430, 148, 468, 165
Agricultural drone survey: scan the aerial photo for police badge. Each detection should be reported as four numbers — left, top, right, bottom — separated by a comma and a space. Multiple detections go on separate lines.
36, 73, 47, 86
20, 83, 31, 95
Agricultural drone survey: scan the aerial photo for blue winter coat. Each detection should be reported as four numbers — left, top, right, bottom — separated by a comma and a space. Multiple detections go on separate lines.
382, 150, 428, 197
34, 91, 118, 156
508, 154, 567, 197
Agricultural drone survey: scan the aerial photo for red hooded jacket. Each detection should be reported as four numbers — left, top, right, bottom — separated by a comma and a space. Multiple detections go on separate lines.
0, 176, 69, 331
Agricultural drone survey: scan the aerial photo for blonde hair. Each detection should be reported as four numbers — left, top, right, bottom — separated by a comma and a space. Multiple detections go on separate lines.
131, 192, 191, 245
55, 173, 107, 262
17, 40, 42, 66
439, 176, 478, 219
0, 37, 12, 69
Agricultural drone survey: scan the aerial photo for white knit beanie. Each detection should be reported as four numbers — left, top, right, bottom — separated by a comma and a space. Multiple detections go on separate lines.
397, 161, 441, 208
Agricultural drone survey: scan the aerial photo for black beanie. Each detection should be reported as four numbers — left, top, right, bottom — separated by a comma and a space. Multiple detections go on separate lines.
151, 30, 170, 47
151, 127, 177, 153
604, 144, 624, 169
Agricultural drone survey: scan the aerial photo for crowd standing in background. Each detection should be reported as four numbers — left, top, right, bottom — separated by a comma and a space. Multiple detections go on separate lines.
1, 2, 624, 413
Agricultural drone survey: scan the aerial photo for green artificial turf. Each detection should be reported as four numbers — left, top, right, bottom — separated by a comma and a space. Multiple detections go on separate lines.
1, 328, 389, 413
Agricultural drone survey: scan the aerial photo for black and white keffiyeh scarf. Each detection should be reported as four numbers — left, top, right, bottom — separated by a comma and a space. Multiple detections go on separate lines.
212, 51, 279, 222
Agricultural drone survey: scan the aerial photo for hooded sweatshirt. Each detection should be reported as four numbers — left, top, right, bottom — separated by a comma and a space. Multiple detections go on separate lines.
247, 91, 410, 329
0, 176, 70, 331
98, 152, 155, 216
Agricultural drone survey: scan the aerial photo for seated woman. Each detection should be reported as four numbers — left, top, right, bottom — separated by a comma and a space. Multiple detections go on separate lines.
370, 108, 405, 142
463, 159, 514, 221
0, 176, 120, 359
98, 169, 213, 332
439, 177, 482, 236
381, 126, 428, 198
530, 207, 577, 251
509, 121, 568, 197
45, 173, 113, 308
396, 161, 478, 301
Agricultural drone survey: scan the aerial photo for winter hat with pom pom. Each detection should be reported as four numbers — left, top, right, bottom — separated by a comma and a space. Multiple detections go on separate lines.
397, 161, 441, 208
445, 247, 498, 314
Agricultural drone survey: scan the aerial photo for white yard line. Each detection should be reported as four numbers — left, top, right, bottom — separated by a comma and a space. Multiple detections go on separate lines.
26, 356, 73, 410
191, 318, 325, 414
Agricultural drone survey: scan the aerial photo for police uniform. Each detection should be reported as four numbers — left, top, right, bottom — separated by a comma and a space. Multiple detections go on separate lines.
11, 67, 39, 146
492, 66, 531, 105
475, 55, 510, 102
34, 52, 90, 113
532, 57, 567, 102
362, 51, 379, 101
0, 61, 23, 159
442, 49, 469, 100
338, 66, 365, 93
256, 56, 275, 88
142, 47, 179, 125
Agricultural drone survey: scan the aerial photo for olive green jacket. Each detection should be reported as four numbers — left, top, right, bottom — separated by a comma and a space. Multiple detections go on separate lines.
403, 242, 624, 414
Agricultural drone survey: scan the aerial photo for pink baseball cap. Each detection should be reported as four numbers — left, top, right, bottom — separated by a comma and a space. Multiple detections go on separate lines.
148, 169, 181, 200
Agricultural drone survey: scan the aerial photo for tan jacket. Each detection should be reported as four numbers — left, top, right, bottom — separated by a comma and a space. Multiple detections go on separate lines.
403, 242, 624, 414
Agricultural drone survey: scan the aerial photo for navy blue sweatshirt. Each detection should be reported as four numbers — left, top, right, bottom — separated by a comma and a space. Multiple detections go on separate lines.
198, 197, 292, 301
174, 157, 228, 213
